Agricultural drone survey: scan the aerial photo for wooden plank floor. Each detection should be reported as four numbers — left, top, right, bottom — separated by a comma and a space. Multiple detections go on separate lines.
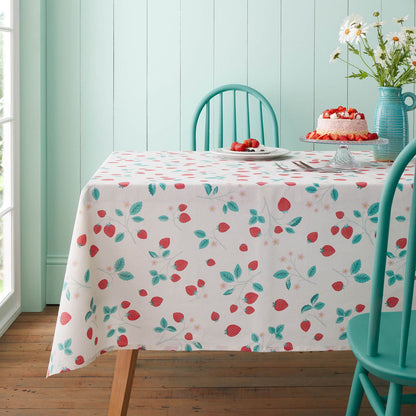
1, 306, 415, 415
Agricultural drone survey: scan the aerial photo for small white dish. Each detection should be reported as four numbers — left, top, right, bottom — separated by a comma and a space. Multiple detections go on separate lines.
211, 147, 290, 160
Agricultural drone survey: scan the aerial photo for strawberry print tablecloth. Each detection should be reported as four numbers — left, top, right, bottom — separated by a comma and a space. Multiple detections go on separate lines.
48, 150, 415, 376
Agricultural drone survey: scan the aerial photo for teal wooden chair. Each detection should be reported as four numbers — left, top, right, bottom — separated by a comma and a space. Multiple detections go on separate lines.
346, 139, 416, 415
190, 84, 279, 150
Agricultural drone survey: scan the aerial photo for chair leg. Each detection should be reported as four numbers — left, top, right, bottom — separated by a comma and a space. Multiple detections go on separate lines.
385, 382, 402, 416
346, 362, 366, 416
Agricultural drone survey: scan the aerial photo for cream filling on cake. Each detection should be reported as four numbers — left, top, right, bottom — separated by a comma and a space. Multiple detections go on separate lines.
316, 116, 368, 135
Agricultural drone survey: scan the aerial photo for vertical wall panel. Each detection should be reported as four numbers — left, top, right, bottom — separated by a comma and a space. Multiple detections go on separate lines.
280, 0, 314, 150
80, 0, 114, 186
114, 0, 147, 152
46, 0, 81, 303
181, 0, 214, 150
348, 0, 382, 128
214, 0, 248, 144
248, 0, 280, 147
214, 0, 248, 85
147, 0, 181, 150
313, 0, 348, 152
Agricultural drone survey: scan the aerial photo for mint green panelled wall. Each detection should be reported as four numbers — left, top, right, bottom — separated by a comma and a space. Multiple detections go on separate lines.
39, 0, 416, 305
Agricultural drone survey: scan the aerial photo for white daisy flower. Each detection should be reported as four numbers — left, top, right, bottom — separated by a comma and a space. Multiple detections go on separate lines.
393, 15, 408, 25
329, 47, 342, 63
408, 55, 416, 68
402, 26, 416, 40
339, 14, 359, 43
371, 21, 385, 28
351, 22, 369, 43
409, 42, 416, 55
374, 46, 388, 67
387, 31, 407, 48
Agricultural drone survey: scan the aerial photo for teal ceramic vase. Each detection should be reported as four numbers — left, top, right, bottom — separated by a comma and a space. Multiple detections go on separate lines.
373, 87, 416, 161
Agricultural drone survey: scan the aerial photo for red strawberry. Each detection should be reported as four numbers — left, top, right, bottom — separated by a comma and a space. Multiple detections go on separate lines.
336, 211, 344, 219
211, 311, 220, 321
307, 232, 318, 243
170, 274, 181, 282
320, 245, 335, 257
245, 306, 255, 315
197, 279, 205, 288
396, 238, 407, 249
93, 224, 102, 234
159, 238, 170, 248
137, 229, 147, 239
249, 227, 261, 237
239, 243, 248, 251
300, 320, 311, 332
121, 301, 131, 309
60, 312, 72, 325
225, 324, 241, 337
284, 342, 293, 351
230, 304, 238, 313
87, 327, 93, 340
206, 258, 215, 266
186, 285, 197, 296
244, 292, 259, 304
97, 210, 106, 218
184, 332, 193, 340
332, 281, 344, 291
218, 222, 230, 232
278, 197, 291, 212
274, 226, 283, 234
117, 335, 128, 347
178, 203, 187, 211
150, 296, 163, 307
118, 181, 130, 188
314, 333, 323, 341
386, 297, 399, 308
94, 337, 98, 345
331, 225, 339, 235
127, 310, 140, 321
179, 213, 191, 223
356, 182, 367, 189
274, 299, 288, 311
90, 245, 99, 257
104, 224, 116, 238
285, 182, 296, 186
173, 312, 184, 323
98, 279, 108, 289
248, 260, 258, 271
77, 234, 87, 247
75, 355, 85, 365
356, 304, 365, 313
175, 183, 185, 189
241, 346, 252, 352
139, 289, 147, 296
174, 259, 188, 271
341, 225, 353, 239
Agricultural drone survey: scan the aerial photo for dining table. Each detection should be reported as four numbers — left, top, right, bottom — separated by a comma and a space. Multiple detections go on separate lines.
47, 149, 415, 415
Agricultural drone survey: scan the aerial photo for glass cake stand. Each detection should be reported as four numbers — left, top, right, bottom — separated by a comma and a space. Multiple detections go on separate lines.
300, 137, 389, 169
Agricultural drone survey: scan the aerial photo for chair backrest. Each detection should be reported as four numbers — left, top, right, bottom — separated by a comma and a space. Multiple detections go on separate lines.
368, 138, 416, 367
190, 84, 279, 151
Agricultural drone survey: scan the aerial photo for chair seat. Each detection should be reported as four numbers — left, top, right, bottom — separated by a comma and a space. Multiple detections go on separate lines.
348, 311, 416, 387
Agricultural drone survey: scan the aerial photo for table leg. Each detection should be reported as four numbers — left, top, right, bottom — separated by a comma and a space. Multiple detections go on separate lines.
108, 349, 139, 416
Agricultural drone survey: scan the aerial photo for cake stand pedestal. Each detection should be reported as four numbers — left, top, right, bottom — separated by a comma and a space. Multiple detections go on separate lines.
300, 138, 389, 169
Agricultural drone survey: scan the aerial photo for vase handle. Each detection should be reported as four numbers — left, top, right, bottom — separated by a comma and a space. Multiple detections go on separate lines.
402, 92, 416, 112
